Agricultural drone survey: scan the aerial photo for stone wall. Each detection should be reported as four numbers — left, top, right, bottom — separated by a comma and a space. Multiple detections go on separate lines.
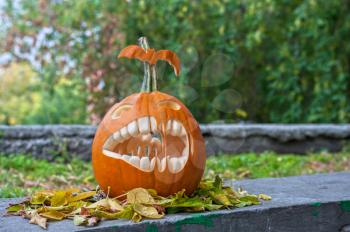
0, 124, 350, 160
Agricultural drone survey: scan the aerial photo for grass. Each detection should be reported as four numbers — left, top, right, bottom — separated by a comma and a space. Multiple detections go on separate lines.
1, 151, 350, 198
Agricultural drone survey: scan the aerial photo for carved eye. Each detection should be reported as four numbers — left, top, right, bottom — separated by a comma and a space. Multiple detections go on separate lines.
111, 104, 132, 119
157, 100, 181, 111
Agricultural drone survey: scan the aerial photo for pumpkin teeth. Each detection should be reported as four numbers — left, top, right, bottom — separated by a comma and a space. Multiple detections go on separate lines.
102, 116, 189, 173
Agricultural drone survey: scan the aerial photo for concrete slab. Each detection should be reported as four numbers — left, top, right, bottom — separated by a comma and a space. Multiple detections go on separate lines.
1, 172, 350, 232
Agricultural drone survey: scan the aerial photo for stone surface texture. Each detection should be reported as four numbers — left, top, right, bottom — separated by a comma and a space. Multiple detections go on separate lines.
0, 124, 350, 160
1, 172, 350, 231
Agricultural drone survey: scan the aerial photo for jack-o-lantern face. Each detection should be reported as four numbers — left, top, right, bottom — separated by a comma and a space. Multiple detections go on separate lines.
92, 37, 206, 197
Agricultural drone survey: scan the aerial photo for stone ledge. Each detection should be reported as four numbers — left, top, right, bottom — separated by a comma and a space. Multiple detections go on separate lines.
0, 124, 350, 160
1, 172, 350, 232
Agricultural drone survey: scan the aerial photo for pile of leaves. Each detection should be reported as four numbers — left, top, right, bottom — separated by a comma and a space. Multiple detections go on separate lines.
6, 176, 271, 229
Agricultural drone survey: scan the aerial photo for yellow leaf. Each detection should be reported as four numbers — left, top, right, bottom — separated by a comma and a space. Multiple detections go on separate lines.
29, 211, 47, 229
258, 194, 272, 201
86, 198, 123, 212
40, 211, 66, 220
127, 188, 155, 205
69, 191, 96, 202
30, 193, 48, 205
210, 192, 232, 206
133, 204, 164, 219
131, 212, 143, 222
108, 199, 124, 212
51, 191, 69, 207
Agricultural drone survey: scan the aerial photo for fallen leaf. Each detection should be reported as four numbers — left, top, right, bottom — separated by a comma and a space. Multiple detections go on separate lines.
73, 215, 87, 226
127, 188, 155, 204
69, 191, 96, 202
133, 204, 164, 219
87, 217, 100, 226
40, 211, 66, 220
210, 192, 232, 206
6, 204, 23, 213
131, 212, 142, 222
29, 211, 47, 229
86, 198, 123, 212
258, 194, 272, 201
30, 193, 48, 205
51, 191, 69, 207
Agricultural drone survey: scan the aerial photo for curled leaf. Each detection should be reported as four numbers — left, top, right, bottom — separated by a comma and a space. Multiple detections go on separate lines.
86, 198, 123, 212
69, 191, 96, 202
258, 194, 272, 201
133, 204, 164, 219
29, 211, 47, 229
127, 188, 155, 205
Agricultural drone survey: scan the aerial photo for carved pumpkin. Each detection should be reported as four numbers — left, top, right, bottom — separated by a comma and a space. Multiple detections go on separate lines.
92, 37, 206, 197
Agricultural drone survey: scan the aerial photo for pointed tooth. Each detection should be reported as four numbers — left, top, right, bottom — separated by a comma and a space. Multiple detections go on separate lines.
129, 156, 140, 167
104, 137, 116, 150
127, 121, 139, 136
150, 117, 157, 132
166, 120, 172, 134
140, 157, 150, 170
157, 157, 166, 172
138, 117, 150, 134
150, 157, 156, 170
172, 121, 181, 136
122, 155, 130, 161
113, 131, 122, 141
120, 127, 129, 139
103, 150, 121, 159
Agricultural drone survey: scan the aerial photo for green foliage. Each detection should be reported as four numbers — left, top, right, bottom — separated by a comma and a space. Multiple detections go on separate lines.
205, 151, 350, 179
2, 0, 350, 123
0, 63, 88, 124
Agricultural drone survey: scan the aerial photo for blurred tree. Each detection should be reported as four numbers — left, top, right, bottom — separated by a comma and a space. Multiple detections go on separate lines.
0, 63, 39, 124
2, 0, 350, 123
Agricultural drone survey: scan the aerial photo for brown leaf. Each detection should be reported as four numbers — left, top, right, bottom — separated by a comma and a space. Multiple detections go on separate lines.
29, 211, 47, 229
80, 207, 90, 216
87, 217, 100, 226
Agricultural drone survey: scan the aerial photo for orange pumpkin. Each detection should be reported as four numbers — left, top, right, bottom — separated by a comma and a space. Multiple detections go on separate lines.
92, 37, 206, 197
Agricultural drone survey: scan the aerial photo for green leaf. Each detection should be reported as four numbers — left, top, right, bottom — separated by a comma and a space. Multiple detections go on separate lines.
6, 204, 23, 213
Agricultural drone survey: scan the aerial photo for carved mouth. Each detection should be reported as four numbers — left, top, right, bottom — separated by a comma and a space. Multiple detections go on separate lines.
102, 116, 189, 173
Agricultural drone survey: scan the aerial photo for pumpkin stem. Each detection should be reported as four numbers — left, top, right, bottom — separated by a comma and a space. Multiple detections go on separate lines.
138, 37, 157, 92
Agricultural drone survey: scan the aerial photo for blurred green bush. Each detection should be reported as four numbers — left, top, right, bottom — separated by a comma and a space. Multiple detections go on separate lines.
1, 0, 350, 124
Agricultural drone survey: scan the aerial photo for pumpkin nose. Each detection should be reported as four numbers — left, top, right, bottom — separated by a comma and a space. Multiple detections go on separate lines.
102, 116, 189, 173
